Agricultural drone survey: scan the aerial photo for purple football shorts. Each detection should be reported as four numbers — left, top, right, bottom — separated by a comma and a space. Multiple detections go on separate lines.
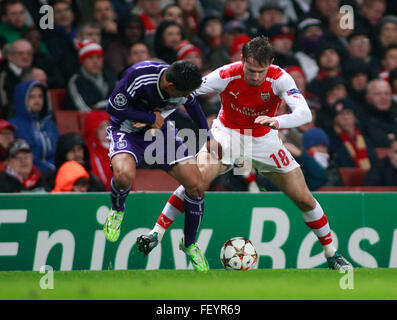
107, 121, 194, 171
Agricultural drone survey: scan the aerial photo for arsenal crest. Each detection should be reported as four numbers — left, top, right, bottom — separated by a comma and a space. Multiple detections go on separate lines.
260, 92, 270, 102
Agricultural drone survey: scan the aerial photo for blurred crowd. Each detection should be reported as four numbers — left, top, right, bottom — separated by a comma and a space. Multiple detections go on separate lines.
0, 0, 396, 193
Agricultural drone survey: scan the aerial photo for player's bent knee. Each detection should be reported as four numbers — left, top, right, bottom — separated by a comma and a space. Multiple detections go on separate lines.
111, 155, 136, 188
113, 162, 135, 178
294, 194, 316, 212
115, 169, 135, 186
184, 176, 205, 198
185, 187, 204, 198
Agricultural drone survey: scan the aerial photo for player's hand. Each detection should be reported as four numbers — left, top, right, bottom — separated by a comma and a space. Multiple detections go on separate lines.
151, 111, 165, 129
132, 121, 147, 128
206, 139, 223, 160
254, 116, 279, 129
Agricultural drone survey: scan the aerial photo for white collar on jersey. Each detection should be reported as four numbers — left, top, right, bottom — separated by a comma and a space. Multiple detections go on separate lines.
156, 67, 167, 100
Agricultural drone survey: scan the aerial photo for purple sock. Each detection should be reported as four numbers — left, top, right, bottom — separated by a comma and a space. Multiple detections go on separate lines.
110, 178, 131, 212
183, 192, 204, 247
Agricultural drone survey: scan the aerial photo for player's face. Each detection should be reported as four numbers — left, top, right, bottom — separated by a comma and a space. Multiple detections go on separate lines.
242, 57, 269, 86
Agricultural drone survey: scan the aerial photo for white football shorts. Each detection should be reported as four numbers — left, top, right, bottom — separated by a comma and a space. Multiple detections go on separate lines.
204, 118, 300, 174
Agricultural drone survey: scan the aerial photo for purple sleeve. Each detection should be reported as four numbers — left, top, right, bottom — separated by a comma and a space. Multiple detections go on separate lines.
184, 96, 209, 131
184, 95, 213, 141
107, 101, 156, 124
107, 72, 156, 124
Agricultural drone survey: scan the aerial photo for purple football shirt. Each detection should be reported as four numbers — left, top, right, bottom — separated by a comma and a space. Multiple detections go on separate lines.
106, 61, 209, 169
106, 60, 208, 133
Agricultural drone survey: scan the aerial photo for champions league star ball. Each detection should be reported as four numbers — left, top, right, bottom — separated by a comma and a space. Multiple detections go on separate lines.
220, 237, 258, 271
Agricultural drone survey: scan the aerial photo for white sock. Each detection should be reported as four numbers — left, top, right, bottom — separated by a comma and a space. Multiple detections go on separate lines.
323, 243, 337, 258
150, 224, 166, 242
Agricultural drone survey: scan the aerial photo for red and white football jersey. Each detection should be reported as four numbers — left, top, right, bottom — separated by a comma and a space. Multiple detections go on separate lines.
196, 62, 311, 137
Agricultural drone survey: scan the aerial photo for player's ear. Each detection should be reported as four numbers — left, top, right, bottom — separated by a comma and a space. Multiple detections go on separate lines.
166, 82, 175, 90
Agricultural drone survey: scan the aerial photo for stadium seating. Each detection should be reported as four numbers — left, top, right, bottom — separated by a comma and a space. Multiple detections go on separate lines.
338, 167, 368, 187
55, 110, 88, 135
134, 169, 180, 191
49, 89, 67, 111
78, 111, 89, 131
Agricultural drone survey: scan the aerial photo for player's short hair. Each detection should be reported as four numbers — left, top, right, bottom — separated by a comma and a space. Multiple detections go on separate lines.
242, 36, 275, 66
165, 60, 202, 92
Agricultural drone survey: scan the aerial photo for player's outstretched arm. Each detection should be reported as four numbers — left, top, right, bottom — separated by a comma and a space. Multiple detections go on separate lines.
265, 72, 312, 129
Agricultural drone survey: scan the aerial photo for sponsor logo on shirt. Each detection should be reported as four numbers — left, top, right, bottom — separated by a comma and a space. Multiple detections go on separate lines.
230, 103, 268, 116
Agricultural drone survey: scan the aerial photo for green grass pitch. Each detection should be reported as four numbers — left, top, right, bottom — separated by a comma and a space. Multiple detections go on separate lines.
1, 268, 397, 300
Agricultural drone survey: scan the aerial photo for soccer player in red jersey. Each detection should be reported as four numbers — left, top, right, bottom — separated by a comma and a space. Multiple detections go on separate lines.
137, 36, 352, 271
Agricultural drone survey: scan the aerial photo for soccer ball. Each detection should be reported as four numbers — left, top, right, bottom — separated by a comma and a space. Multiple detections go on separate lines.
220, 237, 258, 270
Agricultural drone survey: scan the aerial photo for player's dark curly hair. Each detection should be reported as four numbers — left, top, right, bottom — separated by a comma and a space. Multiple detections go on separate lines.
242, 36, 275, 66
166, 60, 203, 92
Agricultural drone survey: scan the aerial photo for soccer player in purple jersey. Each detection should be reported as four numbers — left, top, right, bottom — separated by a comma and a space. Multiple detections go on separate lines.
103, 60, 210, 271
